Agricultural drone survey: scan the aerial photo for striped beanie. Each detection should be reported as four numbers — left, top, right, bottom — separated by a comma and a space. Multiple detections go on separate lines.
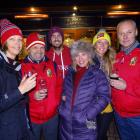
26, 32, 45, 50
0, 19, 22, 47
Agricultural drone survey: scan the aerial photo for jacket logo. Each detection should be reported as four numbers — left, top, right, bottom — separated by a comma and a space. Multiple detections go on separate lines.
130, 57, 137, 66
46, 69, 52, 77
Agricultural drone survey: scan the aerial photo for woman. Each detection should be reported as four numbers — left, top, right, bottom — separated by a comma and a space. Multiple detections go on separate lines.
59, 40, 110, 140
93, 29, 116, 140
0, 19, 37, 140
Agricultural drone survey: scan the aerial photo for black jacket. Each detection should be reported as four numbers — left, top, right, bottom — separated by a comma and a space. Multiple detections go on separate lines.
0, 51, 30, 140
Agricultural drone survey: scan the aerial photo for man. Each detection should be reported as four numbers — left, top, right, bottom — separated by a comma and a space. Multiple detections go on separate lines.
46, 27, 72, 79
21, 32, 62, 140
110, 19, 140, 140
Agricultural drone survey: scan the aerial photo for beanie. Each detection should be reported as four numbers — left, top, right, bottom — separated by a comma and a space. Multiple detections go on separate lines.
48, 26, 64, 43
93, 29, 111, 46
0, 19, 22, 47
26, 32, 45, 50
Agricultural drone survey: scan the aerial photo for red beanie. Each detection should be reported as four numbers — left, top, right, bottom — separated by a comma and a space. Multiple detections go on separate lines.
26, 32, 45, 50
0, 19, 22, 47
48, 26, 64, 43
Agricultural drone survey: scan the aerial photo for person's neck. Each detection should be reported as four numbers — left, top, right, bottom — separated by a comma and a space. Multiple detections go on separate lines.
121, 40, 138, 54
53, 47, 63, 55
96, 52, 103, 60
6, 52, 16, 60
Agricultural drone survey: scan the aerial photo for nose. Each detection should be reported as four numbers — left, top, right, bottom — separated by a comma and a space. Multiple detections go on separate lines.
122, 33, 128, 39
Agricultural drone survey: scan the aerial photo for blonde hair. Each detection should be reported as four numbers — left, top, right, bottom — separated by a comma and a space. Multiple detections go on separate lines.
70, 40, 95, 70
103, 47, 116, 75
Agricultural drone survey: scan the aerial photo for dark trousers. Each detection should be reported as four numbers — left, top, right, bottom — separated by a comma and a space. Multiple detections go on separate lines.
30, 115, 58, 140
97, 112, 114, 140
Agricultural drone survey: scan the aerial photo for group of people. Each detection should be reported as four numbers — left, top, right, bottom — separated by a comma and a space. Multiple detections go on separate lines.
0, 18, 140, 140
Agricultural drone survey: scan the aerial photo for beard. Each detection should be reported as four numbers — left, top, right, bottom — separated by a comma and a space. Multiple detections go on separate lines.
53, 43, 63, 50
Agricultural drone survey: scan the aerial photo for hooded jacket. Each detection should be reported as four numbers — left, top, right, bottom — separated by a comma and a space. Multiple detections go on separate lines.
46, 46, 72, 79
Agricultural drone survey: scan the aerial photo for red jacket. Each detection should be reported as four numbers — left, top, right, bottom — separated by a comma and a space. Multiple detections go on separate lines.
112, 48, 140, 117
21, 57, 62, 124
46, 46, 72, 79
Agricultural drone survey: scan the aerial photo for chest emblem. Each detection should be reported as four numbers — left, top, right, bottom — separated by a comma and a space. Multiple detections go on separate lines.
130, 57, 137, 66
46, 68, 52, 77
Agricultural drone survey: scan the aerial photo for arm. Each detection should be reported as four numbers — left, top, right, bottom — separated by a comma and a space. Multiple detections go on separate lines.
0, 73, 37, 112
86, 70, 110, 120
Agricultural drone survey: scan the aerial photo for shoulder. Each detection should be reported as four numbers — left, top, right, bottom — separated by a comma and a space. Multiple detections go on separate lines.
63, 45, 70, 52
89, 64, 106, 78
46, 47, 53, 56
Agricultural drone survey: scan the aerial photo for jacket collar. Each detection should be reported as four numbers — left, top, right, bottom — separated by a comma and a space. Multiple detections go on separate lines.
0, 50, 21, 71
24, 55, 49, 64
121, 40, 140, 55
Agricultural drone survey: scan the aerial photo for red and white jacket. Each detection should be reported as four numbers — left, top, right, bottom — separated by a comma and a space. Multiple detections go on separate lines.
112, 47, 140, 117
21, 57, 62, 124
46, 46, 72, 79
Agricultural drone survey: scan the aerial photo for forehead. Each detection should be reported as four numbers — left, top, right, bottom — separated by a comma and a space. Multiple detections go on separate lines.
97, 39, 109, 43
52, 32, 61, 36
8, 35, 22, 40
118, 21, 135, 31
76, 51, 88, 56
30, 44, 45, 49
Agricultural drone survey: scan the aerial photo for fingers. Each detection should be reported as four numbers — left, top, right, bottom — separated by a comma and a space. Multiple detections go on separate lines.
34, 91, 47, 100
21, 74, 27, 82
110, 79, 126, 90
28, 73, 37, 80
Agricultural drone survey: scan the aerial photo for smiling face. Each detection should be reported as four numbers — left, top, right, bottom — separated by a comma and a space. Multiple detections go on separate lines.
74, 51, 90, 68
6, 35, 22, 59
94, 39, 109, 57
51, 32, 63, 49
117, 21, 138, 48
28, 44, 45, 61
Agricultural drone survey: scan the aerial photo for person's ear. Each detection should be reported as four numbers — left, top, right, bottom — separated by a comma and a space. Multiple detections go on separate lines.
135, 28, 138, 36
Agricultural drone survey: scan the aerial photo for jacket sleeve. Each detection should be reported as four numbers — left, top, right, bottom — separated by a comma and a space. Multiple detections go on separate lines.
86, 70, 110, 120
0, 87, 24, 112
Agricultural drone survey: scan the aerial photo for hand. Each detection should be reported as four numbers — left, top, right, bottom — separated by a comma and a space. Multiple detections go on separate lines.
34, 89, 47, 100
62, 96, 66, 101
110, 78, 127, 90
18, 73, 37, 94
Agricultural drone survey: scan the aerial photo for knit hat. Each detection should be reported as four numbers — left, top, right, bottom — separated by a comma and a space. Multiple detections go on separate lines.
93, 29, 111, 46
48, 26, 64, 43
26, 32, 45, 50
0, 19, 22, 47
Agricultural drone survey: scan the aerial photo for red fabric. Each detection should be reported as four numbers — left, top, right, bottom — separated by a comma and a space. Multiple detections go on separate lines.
46, 46, 72, 79
71, 66, 87, 109
21, 60, 62, 124
26, 32, 45, 50
112, 48, 140, 117
1, 28, 22, 47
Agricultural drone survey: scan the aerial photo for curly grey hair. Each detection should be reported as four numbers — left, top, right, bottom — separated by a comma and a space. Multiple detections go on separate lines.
70, 40, 95, 70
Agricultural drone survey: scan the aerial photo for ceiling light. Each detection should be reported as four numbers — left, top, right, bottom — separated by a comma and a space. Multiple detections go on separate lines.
73, 6, 78, 11
30, 7, 36, 12
15, 14, 49, 19
118, 5, 122, 9
107, 11, 140, 16
72, 13, 76, 16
